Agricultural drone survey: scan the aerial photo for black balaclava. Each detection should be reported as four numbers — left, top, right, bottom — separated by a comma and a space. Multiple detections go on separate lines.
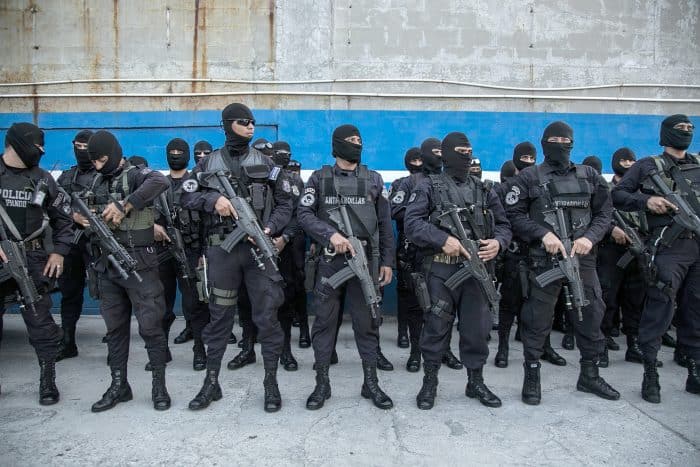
252, 138, 274, 157
420, 137, 442, 175
73, 129, 94, 171
5, 122, 45, 168
193, 140, 213, 163
88, 130, 123, 176
611, 147, 636, 177
441, 132, 472, 182
221, 103, 254, 156
470, 158, 483, 179
500, 160, 517, 182
272, 141, 292, 167
332, 124, 362, 163
287, 159, 301, 173
404, 147, 422, 174
128, 155, 148, 167
513, 141, 537, 171
659, 114, 694, 150
541, 121, 573, 171
166, 138, 190, 170
582, 155, 602, 175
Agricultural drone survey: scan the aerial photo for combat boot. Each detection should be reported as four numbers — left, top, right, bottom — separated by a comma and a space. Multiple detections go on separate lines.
661, 331, 676, 348
625, 336, 662, 366
674, 347, 689, 368
442, 349, 463, 370
562, 332, 575, 350
56, 326, 78, 361
576, 360, 620, 400
466, 367, 501, 408
416, 362, 439, 410
361, 361, 393, 409
298, 320, 311, 348
145, 348, 172, 371
521, 361, 541, 405
641, 359, 661, 403
597, 347, 609, 368
280, 340, 298, 372
91, 368, 133, 412
174, 323, 193, 344
39, 359, 60, 406
605, 335, 620, 351
227, 335, 256, 370
686, 359, 700, 395
188, 368, 222, 410
263, 366, 282, 412
192, 339, 207, 371
376, 348, 394, 371
494, 329, 509, 368
542, 334, 566, 366
151, 367, 171, 411
406, 338, 421, 373
306, 363, 331, 410
397, 329, 409, 349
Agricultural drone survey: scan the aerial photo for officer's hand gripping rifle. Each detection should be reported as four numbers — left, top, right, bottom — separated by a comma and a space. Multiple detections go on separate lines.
0, 205, 41, 316
198, 171, 278, 271
437, 207, 500, 315
649, 170, 700, 236
157, 192, 196, 281
320, 205, 382, 329
72, 191, 142, 282
533, 184, 589, 321
613, 211, 653, 279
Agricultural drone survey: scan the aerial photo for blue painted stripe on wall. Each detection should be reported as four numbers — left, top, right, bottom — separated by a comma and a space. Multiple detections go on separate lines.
2, 110, 698, 174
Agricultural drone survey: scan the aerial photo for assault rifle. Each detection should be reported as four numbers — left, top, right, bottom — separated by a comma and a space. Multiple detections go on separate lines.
321, 205, 382, 329
534, 183, 589, 321
436, 206, 500, 315
157, 192, 195, 281
649, 171, 700, 236
614, 211, 650, 269
0, 204, 41, 315
197, 171, 278, 271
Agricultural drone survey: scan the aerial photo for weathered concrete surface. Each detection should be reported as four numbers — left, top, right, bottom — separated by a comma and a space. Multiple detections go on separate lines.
1, 314, 698, 466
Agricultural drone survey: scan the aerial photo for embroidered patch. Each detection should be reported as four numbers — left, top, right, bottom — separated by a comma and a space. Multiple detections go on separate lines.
408, 192, 417, 203
291, 185, 300, 197
304, 187, 315, 194
182, 179, 199, 193
140, 168, 153, 175
269, 166, 281, 181
300, 193, 315, 206
282, 179, 291, 193
391, 190, 405, 204
382, 187, 389, 199
511, 185, 521, 196
505, 191, 519, 205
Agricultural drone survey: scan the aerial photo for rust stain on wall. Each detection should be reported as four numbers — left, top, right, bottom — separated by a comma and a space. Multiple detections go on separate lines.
191, 0, 200, 92
112, 0, 120, 92
268, 0, 276, 65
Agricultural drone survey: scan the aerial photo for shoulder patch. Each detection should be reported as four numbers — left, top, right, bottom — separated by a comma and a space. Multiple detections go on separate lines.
282, 179, 291, 193
269, 166, 281, 181
300, 193, 315, 207
505, 191, 519, 205
182, 179, 199, 193
304, 187, 315, 194
382, 187, 389, 200
291, 185, 300, 197
408, 192, 417, 203
140, 168, 153, 175
511, 185, 521, 196
391, 190, 405, 205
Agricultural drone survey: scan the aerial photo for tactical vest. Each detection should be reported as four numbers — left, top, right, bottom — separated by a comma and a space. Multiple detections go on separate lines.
608, 181, 648, 234
88, 165, 155, 246
169, 174, 201, 244
202, 146, 275, 228
58, 166, 99, 194
316, 164, 379, 243
428, 173, 492, 240
529, 165, 593, 240
0, 163, 47, 240
641, 153, 700, 230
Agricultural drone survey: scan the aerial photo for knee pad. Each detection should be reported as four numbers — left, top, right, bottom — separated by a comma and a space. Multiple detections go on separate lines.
210, 287, 238, 306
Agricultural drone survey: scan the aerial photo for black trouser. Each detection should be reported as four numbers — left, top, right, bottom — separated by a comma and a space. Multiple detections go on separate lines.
278, 235, 306, 339
311, 252, 379, 365
204, 242, 284, 369
288, 233, 308, 325
640, 237, 700, 361
420, 262, 491, 369
521, 254, 605, 362
498, 252, 526, 338
396, 260, 423, 344
57, 238, 91, 331
597, 242, 645, 337
158, 248, 210, 341
0, 249, 61, 361
99, 246, 168, 370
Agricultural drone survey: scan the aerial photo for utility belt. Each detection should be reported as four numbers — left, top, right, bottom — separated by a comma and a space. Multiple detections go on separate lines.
650, 223, 696, 248
431, 253, 461, 265
207, 233, 228, 247
113, 228, 155, 248
24, 238, 44, 251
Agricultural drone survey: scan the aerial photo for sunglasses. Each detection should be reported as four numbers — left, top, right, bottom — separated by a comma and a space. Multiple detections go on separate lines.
194, 150, 211, 155
235, 119, 256, 127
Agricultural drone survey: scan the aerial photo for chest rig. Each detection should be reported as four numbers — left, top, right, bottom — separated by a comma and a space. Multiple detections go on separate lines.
317, 164, 379, 244
59, 166, 98, 194
203, 147, 274, 231
168, 175, 201, 245
0, 163, 48, 240
87, 165, 155, 247
429, 174, 492, 240
529, 165, 593, 240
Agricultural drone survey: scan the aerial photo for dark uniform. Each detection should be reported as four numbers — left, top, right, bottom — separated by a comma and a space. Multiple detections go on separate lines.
612, 136, 700, 401
404, 132, 511, 409
181, 103, 292, 412
0, 122, 73, 405
55, 131, 99, 360
299, 124, 395, 411
85, 131, 171, 412
505, 121, 620, 405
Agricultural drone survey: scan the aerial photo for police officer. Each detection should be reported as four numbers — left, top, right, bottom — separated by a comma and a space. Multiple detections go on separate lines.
299, 124, 395, 410
0, 122, 73, 405
405, 132, 510, 410
154, 138, 210, 371
181, 103, 292, 412
469, 157, 483, 180
505, 121, 620, 405
611, 114, 700, 402
84, 130, 171, 412
193, 140, 213, 166
55, 129, 98, 361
